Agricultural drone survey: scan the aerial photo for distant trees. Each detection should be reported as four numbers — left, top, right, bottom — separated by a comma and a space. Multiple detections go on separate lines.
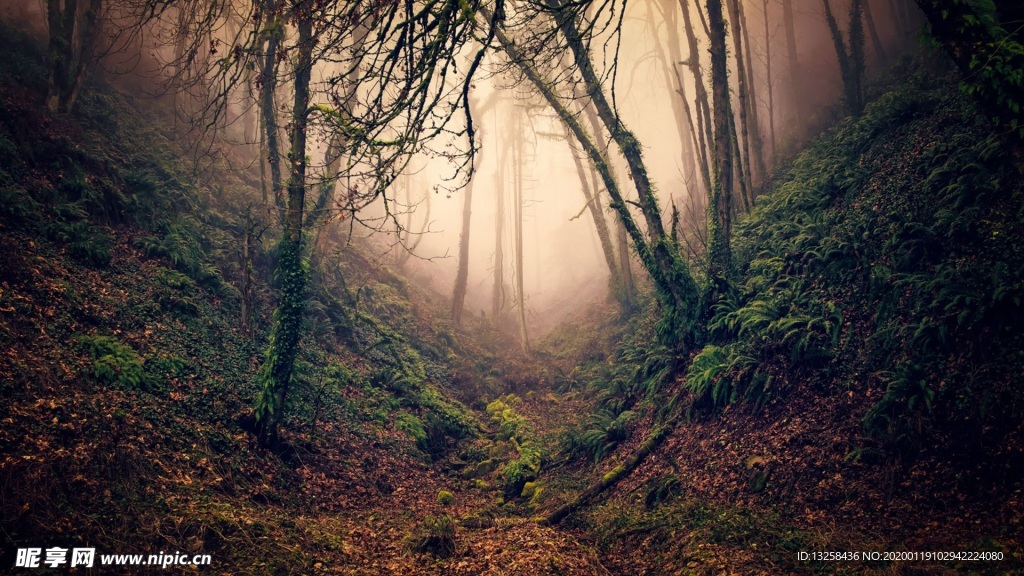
42, 0, 940, 442
45, 0, 104, 113
823, 0, 866, 116
489, 0, 702, 347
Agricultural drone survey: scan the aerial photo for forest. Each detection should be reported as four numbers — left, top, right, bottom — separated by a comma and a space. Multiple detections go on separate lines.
0, 0, 1022, 573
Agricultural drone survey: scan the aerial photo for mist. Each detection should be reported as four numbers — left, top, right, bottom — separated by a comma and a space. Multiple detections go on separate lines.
1, 0, 923, 342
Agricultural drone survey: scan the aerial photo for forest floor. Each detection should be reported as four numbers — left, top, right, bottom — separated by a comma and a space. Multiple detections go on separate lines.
1, 26, 1023, 576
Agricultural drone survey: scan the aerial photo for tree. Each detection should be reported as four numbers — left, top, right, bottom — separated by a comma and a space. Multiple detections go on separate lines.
493, 115, 508, 325
46, 0, 104, 113
705, 0, 734, 307
511, 102, 530, 353
648, 0, 707, 201
452, 89, 499, 327
736, 0, 767, 186
252, 0, 315, 445
781, 0, 802, 125
679, 0, 716, 200
567, 134, 621, 303
760, 0, 777, 167
489, 1, 701, 347
915, 0, 1024, 139
823, 0, 866, 116
726, 0, 757, 196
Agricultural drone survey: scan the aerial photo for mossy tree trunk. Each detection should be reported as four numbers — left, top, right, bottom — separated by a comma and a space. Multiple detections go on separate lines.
254, 7, 314, 447
543, 423, 673, 525
705, 0, 734, 315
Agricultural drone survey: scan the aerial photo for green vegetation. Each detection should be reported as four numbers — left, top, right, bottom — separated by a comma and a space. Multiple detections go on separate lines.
77, 334, 152, 391
675, 71, 1024, 460
1, 6, 1023, 574
406, 514, 457, 557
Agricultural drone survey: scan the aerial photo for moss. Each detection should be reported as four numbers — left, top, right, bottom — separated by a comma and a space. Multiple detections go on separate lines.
520, 481, 538, 500
436, 490, 455, 506
601, 465, 625, 485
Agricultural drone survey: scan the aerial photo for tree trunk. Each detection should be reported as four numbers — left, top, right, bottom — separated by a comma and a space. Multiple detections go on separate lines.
492, 124, 506, 324
62, 0, 102, 114
726, 0, 754, 193
652, 0, 706, 199
823, 0, 865, 116
260, 0, 284, 210
680, 0, 715, 198
254, 8, 314, 447
512, 106, 530, 352
543, 422, 673, 525
47, 0, 100, 114
762, 0, 776, 168
738, 0, 767, 187
863, 0, 887, 63
782, 0, 802, 128
452, 157, 478, 327
729, 109, 751, 213
581, 100, 636, 309
452, 89, 498, 326
706, 0, 734, 305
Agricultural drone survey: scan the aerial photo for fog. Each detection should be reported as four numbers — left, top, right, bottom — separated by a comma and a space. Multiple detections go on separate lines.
371, 0, 919, 337
3, 0, 923, 338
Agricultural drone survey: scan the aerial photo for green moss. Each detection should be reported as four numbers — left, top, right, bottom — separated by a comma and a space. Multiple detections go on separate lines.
436, 490, 454, 506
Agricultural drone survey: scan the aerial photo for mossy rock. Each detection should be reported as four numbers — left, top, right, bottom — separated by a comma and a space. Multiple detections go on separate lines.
437, 490, 455, 505
520, 481, 538, 500
462, 458, 499, 479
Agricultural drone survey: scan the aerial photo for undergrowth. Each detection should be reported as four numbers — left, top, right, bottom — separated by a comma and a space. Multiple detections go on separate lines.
676, 69, 1024, 463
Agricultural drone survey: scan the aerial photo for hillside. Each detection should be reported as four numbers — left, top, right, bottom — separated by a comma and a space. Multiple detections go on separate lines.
542, 68, 1024, 575
2, 12, 1024, 576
